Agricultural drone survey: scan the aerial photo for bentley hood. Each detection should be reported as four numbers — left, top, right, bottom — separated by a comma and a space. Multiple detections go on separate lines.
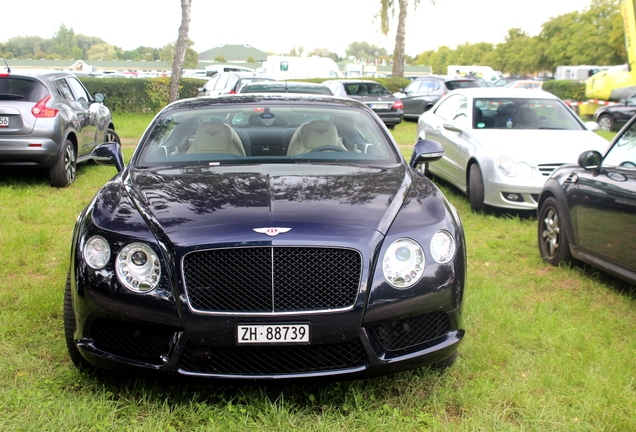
96, 163, 443, 248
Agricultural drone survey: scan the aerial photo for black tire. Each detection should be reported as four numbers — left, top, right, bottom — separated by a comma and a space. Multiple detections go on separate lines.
64, 271, 93, 371
106, 128, 121, 144
49, 140, 76, 187
468, 163, 485, 212
597, 114, 614, 132
538, 196, 574, 265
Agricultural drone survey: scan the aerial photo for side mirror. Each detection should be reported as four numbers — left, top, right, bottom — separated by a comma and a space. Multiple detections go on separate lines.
409, 139, 444, 169
93, 92, 105, 103
578, 150, 602, 170
92, 142, 125, 172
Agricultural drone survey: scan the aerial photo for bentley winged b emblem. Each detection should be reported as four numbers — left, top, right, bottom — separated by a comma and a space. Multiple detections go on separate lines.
253, 227, 292, 237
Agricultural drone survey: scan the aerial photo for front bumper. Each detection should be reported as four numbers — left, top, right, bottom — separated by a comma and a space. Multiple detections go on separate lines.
484, 176, 545, 210
74, 309, 464, 380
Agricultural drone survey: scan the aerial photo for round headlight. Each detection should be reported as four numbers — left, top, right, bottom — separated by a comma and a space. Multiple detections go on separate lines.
430, 230, 456, 264
115, 243, 161, 292
383, 238, 425, 288
84, 236, 111, 269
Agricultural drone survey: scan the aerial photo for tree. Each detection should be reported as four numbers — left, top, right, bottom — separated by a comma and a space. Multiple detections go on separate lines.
289, 47, 304, 57
53, 24, 75, 58
345, 41, 387, 61
87, 43, 118, 61
378, 0, 421, 77
169, 0, 192, 103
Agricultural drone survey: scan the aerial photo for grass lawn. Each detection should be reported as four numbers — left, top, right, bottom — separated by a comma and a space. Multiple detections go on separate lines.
0, 117, 633, 431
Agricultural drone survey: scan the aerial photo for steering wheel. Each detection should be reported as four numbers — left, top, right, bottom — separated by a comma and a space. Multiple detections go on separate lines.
309, 145, 348, 153
619, 161, 636, 168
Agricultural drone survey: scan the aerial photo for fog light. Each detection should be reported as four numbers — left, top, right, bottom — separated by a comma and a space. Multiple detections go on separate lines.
503, 192, 524, 202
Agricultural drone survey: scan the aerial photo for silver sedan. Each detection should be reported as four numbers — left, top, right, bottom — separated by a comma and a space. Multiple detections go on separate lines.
416, 88, 610, 211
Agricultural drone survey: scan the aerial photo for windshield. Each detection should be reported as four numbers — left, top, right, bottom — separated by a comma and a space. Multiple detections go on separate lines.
473, 97, 584, 130
240, 83, 332, 95
134, 102, 399, 167
343, 82, 391, 96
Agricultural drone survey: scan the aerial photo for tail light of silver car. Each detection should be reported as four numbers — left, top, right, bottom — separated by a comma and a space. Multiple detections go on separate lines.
31, 94, 59, 118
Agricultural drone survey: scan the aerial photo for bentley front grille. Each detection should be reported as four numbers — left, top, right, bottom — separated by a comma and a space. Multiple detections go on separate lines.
183, 247, 362, 313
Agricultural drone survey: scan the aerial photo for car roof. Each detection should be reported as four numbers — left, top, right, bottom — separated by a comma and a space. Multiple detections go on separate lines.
444, 87, 560, 99
166, 93, 369, 111
324, 79, 383, 84
221, 72, 273, 79
1, 71, 74, 82
413, 75, 477, 83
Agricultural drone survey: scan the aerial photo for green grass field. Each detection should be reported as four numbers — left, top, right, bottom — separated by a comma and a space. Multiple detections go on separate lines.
0, 118, 634, 431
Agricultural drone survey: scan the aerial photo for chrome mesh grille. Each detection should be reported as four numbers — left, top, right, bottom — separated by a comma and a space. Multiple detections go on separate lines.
183, 247, 362, 313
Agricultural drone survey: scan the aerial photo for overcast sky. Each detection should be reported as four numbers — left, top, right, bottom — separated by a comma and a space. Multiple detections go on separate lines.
2, 0, 593, 57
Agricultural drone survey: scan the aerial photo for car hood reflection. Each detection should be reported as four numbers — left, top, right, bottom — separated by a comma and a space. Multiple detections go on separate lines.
127, 163, 410, 240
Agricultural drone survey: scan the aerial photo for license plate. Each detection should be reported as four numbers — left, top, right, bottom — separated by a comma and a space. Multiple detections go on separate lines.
369, 103, 391, 110
0, 117, 8, 127
237, 324, 310, 344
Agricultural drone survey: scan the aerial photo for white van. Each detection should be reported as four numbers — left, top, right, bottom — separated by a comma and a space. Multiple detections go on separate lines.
257, 56, 343, 80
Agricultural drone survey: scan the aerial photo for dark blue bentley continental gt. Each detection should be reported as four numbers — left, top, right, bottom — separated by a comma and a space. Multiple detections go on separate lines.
66, 94, 466, 380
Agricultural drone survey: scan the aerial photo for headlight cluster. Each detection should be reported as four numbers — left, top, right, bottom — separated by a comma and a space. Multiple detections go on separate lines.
383, 231, 456, 288
83, 236, 161, 292
496, 156, 533, 178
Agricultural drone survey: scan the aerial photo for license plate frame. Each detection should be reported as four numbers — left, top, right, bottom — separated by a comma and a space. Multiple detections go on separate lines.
237, 323, 310, 344
369, 103, 391, 110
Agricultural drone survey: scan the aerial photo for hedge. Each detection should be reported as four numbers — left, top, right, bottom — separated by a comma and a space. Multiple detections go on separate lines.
541, 79, 587, 102
79, 77, 207, 114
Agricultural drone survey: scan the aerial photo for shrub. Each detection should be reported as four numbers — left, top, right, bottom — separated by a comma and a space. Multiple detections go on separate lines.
542, 80, 587, 102
80, 77, 207, 114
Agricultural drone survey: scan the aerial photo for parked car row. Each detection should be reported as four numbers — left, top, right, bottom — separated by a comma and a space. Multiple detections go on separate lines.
4, 67, 632, 383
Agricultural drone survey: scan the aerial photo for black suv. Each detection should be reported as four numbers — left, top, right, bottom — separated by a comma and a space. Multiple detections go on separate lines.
399, 76, 480, 119
0, 69, 119, 187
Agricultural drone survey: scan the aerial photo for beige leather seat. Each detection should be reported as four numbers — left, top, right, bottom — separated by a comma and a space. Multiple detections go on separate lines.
287, 120, 346, 156
186, 122, 246, 156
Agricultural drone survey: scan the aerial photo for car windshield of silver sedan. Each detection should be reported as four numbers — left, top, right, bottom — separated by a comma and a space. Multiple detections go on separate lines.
135, 103, 399, 167
474, 98, 583, 130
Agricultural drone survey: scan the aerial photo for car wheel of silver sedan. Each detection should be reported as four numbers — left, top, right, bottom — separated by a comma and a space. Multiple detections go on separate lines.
597, 114, 614, 132
106, 128, 121, 144
538, 197, 573, 265
468, 163, 485, 212
50, 140, 76, 187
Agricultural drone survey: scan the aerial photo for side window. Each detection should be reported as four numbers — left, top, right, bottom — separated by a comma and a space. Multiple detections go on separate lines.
66, 77, 90, 102
214, 74, 230, 90
55, 79, 74, 101
434, 94, 465, 121
227, 76, 239, 92
405, 81, 418, 93
204, 75, 220, 90
604, 123, 636, 168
